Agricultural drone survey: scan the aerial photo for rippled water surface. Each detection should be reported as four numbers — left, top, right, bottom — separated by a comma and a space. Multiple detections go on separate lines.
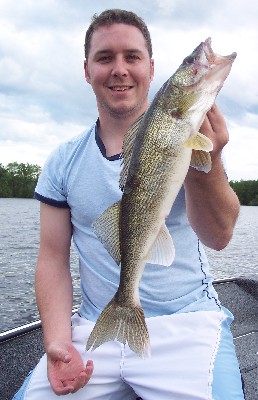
0, 198, 81, 332
205, 206, 258, 278
0, 199, 257, 332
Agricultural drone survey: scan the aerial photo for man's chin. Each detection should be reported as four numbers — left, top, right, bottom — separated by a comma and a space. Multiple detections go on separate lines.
107, 104, 144, 119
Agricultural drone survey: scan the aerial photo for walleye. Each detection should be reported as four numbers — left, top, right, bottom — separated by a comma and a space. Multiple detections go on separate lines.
86, 38, 236, 357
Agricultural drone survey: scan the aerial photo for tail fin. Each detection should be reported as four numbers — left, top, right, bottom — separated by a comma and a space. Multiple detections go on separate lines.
86, 297, 150, 358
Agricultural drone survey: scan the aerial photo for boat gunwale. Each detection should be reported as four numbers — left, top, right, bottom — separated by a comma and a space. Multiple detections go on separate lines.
1, 276, 257, 343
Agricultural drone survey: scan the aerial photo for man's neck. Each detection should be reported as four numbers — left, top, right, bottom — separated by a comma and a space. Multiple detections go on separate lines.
97, 109, 146, 157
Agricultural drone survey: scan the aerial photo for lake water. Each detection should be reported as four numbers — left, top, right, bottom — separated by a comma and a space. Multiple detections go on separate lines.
0, 198, 257, 333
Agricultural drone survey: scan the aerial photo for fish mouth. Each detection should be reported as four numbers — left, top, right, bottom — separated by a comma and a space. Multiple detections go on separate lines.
185, 38, 237, 92
203, 37, 237, 67
192, 38, 236, 73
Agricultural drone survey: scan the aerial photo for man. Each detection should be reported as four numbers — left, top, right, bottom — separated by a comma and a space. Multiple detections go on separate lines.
13, 9, 244, 400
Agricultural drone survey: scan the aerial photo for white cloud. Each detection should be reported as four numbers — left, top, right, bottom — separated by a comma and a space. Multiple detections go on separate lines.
0, 0, 257, 180
0, 115, 90, 167
224, 118, 258, 181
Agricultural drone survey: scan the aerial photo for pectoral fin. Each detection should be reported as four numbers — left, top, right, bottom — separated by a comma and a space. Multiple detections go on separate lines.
92, 201, 121, 265
184, 131, 213, 151
147, 223, 175, 266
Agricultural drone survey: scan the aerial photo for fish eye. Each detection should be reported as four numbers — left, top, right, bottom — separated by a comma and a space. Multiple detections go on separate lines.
182, 55, 195, 65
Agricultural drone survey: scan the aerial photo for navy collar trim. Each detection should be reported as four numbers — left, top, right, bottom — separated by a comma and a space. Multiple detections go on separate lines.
95, 119, 121, 161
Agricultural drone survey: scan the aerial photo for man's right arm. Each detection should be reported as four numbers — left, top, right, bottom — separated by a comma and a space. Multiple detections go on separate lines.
35, 203, 93, 395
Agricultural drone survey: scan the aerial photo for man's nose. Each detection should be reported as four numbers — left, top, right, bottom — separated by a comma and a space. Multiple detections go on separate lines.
111, 56, 128, 77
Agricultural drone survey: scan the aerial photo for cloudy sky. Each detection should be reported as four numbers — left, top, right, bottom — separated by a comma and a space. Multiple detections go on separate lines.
0, 0, 257, 180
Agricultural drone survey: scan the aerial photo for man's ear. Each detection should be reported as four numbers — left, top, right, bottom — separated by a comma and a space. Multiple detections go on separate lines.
84, 60, 91, 84
150, 58, 154, 82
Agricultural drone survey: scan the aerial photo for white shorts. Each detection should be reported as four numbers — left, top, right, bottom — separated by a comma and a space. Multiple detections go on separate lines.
13, 309, 244, 400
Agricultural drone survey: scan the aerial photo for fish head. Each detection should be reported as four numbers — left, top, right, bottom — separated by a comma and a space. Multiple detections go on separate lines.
172, 37, 237, 92
156, 38, 236, 127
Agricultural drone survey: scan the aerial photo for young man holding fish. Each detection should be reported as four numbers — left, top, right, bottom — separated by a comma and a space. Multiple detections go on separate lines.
14, 9, 244, 400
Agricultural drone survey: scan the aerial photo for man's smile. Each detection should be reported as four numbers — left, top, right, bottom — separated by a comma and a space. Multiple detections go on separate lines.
109, 86, 133, 91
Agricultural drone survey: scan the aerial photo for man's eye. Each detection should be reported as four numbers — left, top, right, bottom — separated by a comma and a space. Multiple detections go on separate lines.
127, 54, 140, 61
98, 56, 112, 63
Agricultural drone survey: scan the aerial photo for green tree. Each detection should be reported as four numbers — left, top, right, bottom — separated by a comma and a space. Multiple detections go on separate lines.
230, 180, 258, 206
249, 195, 258, 206
0, 163, 12, 197
0, 162, 41, 198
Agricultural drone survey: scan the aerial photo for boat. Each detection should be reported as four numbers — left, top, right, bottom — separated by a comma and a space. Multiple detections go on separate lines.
0, 276, 257, 400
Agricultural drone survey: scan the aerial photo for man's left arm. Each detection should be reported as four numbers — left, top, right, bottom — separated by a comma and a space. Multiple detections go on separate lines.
184, 104, 240, 250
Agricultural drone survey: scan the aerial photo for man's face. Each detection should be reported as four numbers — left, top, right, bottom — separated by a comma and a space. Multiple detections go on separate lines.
84, 23, 154, 119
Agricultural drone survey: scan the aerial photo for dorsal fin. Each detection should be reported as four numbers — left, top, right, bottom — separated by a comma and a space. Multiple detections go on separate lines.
119, 114, 144, 191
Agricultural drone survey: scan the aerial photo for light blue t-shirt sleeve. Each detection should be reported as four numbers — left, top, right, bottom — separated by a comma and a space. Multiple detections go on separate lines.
34, 145, 70, 208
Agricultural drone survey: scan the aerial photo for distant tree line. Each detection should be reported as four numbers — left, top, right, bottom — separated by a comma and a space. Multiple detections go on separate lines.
0, 162, 257, 204
230, 180, 258, 206
0, 162, 41, 198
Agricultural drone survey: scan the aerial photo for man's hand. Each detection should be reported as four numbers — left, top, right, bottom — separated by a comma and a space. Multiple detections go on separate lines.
47, 342, 94, 395
184, 103, 240, 250
199, 103, 229, 162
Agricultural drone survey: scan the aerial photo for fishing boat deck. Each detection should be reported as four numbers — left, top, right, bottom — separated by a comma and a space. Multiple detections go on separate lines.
0, 277, 257, 400
215, 277, 258, 400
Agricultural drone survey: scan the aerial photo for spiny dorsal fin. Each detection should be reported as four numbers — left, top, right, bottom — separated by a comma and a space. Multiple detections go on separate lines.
119, 114, 145, 191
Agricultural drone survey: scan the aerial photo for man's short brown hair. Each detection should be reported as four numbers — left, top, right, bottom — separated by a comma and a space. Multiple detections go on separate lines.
84, 9, 153, 60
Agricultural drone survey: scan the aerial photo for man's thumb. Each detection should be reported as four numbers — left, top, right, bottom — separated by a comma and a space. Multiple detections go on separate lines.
48, 344, 72, 363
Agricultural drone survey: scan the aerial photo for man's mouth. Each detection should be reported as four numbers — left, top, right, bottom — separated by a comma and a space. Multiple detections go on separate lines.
109, 86, 132, 91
